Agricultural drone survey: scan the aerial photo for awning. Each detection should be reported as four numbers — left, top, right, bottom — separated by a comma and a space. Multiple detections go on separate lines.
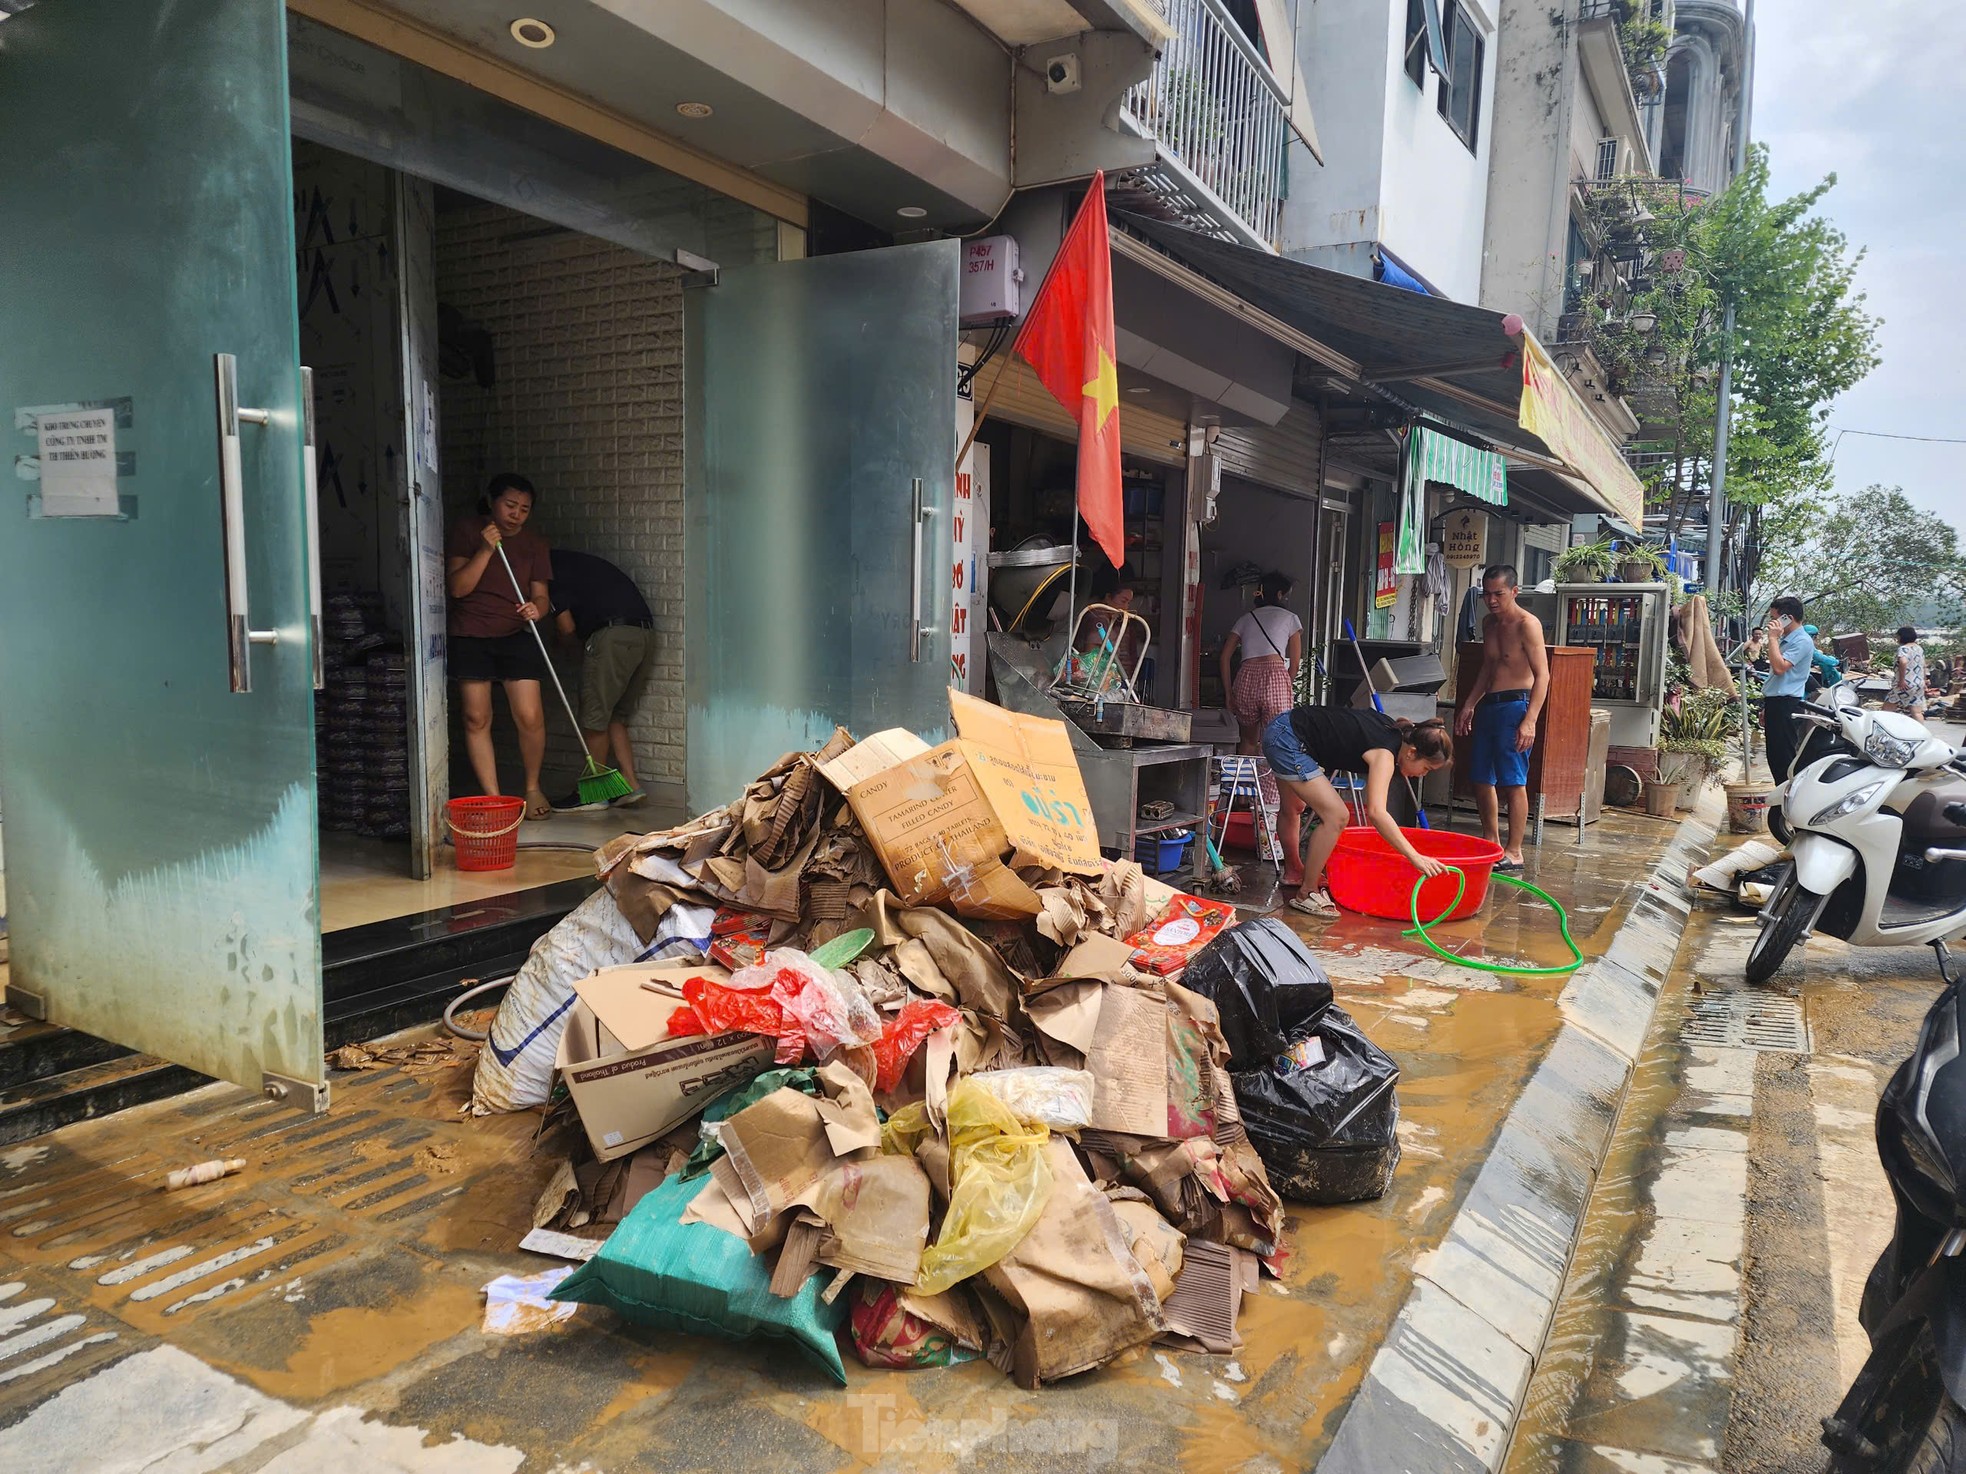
1113, 213, 1648, 527
1409, 425, 1507, 506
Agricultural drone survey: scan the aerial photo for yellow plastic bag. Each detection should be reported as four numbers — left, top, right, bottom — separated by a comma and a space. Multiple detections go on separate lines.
913, 1080, 1053, 1295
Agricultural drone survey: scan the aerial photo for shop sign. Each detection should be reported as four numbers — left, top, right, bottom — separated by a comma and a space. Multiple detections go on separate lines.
1374, 522, 1398, 609
1443, 507, 1486, 568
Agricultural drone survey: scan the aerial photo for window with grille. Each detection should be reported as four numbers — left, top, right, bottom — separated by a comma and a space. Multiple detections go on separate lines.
1596, 138, 1620, 180
1436, 1, 1484, 151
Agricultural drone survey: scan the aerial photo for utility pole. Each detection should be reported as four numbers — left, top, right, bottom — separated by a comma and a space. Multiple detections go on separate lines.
1705, 0, 1755, 600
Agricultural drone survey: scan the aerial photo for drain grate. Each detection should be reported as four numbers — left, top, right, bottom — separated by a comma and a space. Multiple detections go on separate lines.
1682, 989, 1812, 1052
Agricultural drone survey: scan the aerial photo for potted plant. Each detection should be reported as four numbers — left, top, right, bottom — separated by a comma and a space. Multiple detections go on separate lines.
1554, 536, 1617, 584
1617, 543, 1668, 584
1658, 687, 1736, 809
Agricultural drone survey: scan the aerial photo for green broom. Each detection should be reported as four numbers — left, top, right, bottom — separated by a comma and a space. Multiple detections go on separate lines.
493, 540, 634, 807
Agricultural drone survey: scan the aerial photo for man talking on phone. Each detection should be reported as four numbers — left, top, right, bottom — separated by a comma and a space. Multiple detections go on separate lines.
1760, 596, 1816, 781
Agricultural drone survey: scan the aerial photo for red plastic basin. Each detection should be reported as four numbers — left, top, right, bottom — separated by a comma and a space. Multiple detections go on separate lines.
1324, 826, 1506, 921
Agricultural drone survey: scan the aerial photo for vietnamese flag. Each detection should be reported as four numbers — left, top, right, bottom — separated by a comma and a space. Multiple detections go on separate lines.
1014, 172, 1124, 568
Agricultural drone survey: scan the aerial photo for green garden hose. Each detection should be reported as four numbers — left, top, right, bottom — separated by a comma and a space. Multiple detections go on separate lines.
1401, 866, 1585, 976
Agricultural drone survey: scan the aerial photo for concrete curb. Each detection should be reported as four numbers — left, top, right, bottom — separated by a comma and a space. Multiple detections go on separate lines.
1319, 794, 1725, 1473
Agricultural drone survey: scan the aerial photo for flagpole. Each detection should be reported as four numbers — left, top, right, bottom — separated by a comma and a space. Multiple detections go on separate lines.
1061, 521, 1081, 691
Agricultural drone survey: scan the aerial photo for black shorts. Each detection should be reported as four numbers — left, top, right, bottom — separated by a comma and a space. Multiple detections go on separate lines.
449, 630, 547, 684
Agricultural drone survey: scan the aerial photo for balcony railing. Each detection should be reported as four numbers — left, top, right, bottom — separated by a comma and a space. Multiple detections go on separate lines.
1119, 0, 1290, 250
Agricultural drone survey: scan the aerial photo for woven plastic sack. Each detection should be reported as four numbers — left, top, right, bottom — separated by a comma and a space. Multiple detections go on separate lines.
967, 1067, 1095, 1131
549, 1172, 847, 1383
470, 887, 643, 1114
909, 1080, 1053, 1295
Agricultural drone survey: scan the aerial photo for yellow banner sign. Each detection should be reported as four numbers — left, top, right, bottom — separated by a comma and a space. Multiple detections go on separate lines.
1517, 331, 1646, 527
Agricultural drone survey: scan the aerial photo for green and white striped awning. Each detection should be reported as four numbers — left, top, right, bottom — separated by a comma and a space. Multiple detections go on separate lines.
1408, 425, 1508, 507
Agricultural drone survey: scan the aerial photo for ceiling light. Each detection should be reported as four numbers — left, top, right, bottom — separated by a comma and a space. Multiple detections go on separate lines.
1126, 385, 1152, 394
509, 17, 554, 48
675, 101, 714, 119
896, 206, 929, 219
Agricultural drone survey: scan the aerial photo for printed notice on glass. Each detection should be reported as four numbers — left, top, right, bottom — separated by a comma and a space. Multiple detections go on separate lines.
37, 407, 118, 516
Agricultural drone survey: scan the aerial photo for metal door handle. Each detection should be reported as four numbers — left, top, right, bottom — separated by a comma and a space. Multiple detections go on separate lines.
215, 353, 280, 693
909, 477, 940, 662
300, 367, 324, 690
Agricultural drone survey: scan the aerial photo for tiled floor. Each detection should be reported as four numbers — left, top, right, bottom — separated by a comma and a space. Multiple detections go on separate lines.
317, 806, 666, 933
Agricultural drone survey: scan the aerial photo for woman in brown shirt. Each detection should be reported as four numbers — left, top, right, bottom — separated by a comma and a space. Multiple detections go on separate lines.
446, 473, 554, 819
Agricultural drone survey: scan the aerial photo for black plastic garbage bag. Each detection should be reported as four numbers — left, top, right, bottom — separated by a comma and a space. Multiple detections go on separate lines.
1179, 918, 1334, 1067
1233, 1005, 1401, 1205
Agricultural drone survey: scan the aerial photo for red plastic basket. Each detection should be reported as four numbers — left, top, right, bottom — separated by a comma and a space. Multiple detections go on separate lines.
446, 796, 526, 871
1324, 826, 1505, 921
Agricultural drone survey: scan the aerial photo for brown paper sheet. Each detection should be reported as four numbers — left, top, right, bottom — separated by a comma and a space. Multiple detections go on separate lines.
980, 1139, 1166, 1387
1086, 982, 1170, 1136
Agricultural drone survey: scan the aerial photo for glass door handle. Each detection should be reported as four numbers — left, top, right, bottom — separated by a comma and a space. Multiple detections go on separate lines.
909, 476, 939, 662
300, 367, 325, 690
214, 352, 281, 693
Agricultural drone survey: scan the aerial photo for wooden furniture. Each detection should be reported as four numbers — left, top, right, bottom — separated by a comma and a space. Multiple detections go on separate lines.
1450, 644, 1598, 841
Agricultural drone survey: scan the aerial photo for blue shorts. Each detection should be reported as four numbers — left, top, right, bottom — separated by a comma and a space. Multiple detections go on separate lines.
1260, 712, 1324, 782
1472, 695, 1531, 788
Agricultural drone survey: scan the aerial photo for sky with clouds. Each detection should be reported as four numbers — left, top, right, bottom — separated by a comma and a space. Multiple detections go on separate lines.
1754, 0, 1966, 530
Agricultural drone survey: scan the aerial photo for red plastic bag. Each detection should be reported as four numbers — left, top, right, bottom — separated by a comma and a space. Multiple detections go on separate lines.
665, 975, 808, 1063
871, 999, 961, 1092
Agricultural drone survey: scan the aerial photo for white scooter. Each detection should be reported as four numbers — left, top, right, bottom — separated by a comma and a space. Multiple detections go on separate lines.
1747, 688, 1966, 984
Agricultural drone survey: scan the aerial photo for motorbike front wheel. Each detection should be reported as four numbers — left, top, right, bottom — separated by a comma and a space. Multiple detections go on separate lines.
1827, 1346, 1966, 1473
1746, 872, 1826, 984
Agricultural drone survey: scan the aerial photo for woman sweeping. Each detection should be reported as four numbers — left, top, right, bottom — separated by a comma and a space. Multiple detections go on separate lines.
1261, 706, 1455, 917
1220, 573, 1302, 856
447, 473, 555, 819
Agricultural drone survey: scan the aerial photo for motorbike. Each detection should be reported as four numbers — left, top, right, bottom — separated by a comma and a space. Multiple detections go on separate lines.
1747, 688, 1966, 986
1822, 940, 1966, 1471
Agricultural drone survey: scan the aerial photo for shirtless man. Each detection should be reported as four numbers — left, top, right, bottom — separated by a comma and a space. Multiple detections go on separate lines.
1454, 564, 1550, 870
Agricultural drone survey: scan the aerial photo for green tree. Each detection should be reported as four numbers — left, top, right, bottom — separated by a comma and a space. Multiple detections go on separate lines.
1753, 484, 1966, 635
1580, 147, 1880, 572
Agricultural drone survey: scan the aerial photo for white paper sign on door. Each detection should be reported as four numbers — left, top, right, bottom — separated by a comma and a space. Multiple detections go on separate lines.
36, 406, 118, 516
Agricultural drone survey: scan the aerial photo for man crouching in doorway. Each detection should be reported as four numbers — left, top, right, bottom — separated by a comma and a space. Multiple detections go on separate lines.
1455, 564, 1550, 870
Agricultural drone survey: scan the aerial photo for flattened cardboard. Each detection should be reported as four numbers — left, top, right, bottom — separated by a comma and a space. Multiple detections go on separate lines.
1050, 934, 1136, 984
556, 963, 772, 1164
718, 1087, 835, 1223
1085, 983, 1171, 1137
948, 690, 1102, 875
574, 962, 733, 1051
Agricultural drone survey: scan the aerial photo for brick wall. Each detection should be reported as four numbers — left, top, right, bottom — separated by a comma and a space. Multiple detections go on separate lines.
435, 204, 688, 805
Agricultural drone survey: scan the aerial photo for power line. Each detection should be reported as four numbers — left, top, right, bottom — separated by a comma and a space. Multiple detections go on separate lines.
1829, 426, 1966, 446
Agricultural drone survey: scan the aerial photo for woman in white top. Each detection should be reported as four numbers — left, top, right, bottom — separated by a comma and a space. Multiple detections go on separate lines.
1220, 573, 1304, 866
1891, 625, 1928, 720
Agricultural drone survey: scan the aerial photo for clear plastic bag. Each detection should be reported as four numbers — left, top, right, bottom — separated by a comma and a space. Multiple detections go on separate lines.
914, 1080, 1053, 1295
967, 1067, 1095, 1131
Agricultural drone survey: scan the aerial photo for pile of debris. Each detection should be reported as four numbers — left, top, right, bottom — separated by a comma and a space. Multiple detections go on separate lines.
470, 690, 1402, 1386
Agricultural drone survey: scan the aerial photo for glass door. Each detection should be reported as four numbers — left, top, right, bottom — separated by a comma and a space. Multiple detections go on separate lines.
684, 242, 959, 811
0, 0, 325, 1107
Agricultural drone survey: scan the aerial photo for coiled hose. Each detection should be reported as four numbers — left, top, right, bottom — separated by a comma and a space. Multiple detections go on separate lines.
1402, 867, 1584, 976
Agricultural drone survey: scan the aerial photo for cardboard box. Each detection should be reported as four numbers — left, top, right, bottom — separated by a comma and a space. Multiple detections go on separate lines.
820, 690, 1102, 920
554, 963, 774, 1163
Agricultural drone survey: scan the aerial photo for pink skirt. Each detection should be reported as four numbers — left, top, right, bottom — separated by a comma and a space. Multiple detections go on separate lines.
1229, 659, 1294, 730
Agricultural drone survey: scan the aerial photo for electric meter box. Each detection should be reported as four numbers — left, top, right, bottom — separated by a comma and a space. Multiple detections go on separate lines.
960, 235, 1021, 324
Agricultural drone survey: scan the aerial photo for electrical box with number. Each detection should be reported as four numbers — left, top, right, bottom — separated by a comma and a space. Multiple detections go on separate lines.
960, 235, 1021, 325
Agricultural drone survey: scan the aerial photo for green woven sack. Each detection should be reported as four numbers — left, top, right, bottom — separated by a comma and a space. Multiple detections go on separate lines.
549, 1171, 847, 1384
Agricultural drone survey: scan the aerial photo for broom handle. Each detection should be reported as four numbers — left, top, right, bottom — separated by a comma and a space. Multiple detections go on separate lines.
494, 540, 588, 747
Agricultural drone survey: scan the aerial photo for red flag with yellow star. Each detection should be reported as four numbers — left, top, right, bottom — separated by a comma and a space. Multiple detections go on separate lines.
1014, 172, 1124, 567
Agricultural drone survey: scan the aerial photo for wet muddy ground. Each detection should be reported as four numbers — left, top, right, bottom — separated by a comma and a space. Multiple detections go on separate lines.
0, 813, 1675, 1472
1504, 831, 1951, 1472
